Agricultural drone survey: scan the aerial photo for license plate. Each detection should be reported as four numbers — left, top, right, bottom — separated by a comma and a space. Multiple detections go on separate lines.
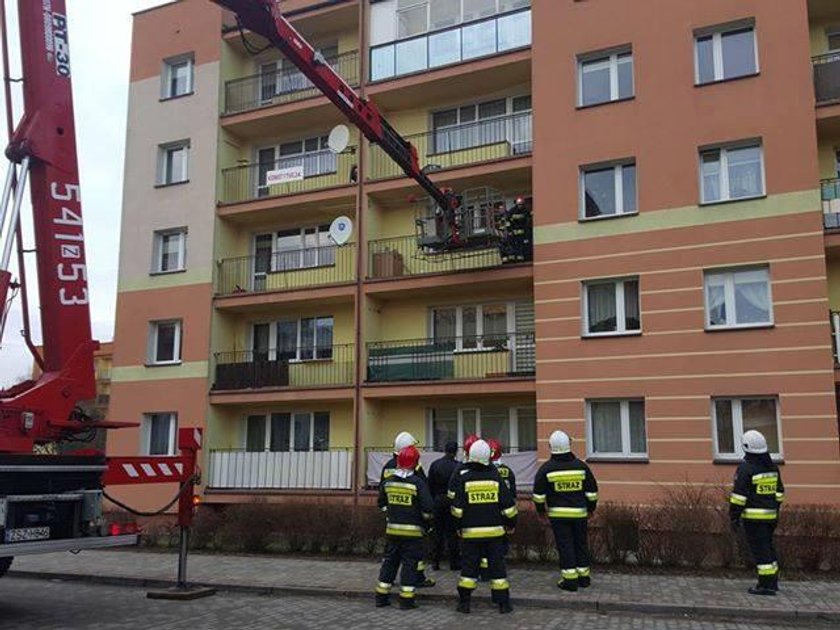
5, 526, 50, 543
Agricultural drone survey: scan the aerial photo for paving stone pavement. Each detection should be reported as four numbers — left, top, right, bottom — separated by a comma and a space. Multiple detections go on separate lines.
0, 577, 832, 630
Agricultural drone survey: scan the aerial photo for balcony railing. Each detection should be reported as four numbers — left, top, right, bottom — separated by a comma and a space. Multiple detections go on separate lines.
366, 333, 535, 383
220, 148, 357, 204
213, 344, 355, 391
368, 234, 505, 279
367, 111, 532, 181
831, 312, 840, 365
224, 51, 360, 115
370, 8, 531, 82
823, 178, 840, 229
216, 244, 356, 296
814, 52, 840, 106
208, 448, 353, 490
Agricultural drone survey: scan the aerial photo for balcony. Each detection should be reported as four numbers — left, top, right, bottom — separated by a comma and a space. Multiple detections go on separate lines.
823, 178, 840, 229
366, 333, 535, 383
367, 111, 532, 181
832, 312, 840, 365
224, 51, 360, 116
814, 52, 840, 106
368, 235, 507, 279
216, 244, 356, 296
370, 8, 531, 83
213, 344, 355, 391
208, 448, 353, 490
220, 148, 357, 205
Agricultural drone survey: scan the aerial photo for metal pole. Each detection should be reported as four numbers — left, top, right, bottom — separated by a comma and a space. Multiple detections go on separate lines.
177, 526, 190, 589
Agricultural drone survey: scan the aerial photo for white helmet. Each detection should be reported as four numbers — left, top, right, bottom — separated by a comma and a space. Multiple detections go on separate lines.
468, 439, 492, 465
549, 430, 571, 454
742, 430, 768, 454
393, 431, 417, 454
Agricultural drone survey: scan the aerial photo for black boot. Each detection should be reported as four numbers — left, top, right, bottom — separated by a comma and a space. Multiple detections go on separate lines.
399, 597, 418, 610
375, 594, 391, 608
748, 586, 776, 596
578, 576, 591, 588
456, 587, 471, 614
492, 588, 513, 614
557, 579, 578, 592
769, 575, 780, 592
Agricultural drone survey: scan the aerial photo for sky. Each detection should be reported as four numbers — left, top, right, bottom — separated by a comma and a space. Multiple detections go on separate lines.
0, 0, 170, 385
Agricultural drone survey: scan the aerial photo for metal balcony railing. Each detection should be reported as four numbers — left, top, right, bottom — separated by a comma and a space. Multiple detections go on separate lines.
367, 111, 532, 181
224, 51, 360, 115
823, 178, 840, 229
366, 333, 535, 383
208, 448, 353, 490
370, 7, 531, 82
814, 52, 840, 106
831, 312, 840, 365
212, 344, 355, 391
368, 234, 505, 279
216, 244, 356, 296
220, 148, 357, 204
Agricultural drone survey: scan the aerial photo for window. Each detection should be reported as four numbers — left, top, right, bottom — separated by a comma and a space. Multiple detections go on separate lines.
245, 412, 330, 452
256, 136, 336, 196
396, 0, 529, 38
429, 406, 536, 452
431, 303, 512, 349
157, 141, 189, 185
829, 29, 840, 52
141, 412, 177, 456
578, 48, 633, 107
431, 95, 531, 154
253, 226, 335, 278
583, 278, 640, 336
586, 400, 647, 459
581, 161, 637, 219
152, 228, 187, 273
695, 23, 757, 85
713, 398, 781, 460
700, 142, 764, 203
162, 55, 194, 99
704, 267, 772, 330
398, 0, 429, 37
259, 45, 337, 101
252, 316, 334, 362
148, 320, 182, 364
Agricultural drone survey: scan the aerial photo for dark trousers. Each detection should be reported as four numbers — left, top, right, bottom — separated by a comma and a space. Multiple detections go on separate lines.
376, 537, 425, 601
550, 519, 591, 583
458, 538, 510, 604
743, 521, 779, 589
432, 503, 460, 568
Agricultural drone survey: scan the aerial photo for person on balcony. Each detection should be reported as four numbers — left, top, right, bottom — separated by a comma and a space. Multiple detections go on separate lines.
428, 440, 461, 571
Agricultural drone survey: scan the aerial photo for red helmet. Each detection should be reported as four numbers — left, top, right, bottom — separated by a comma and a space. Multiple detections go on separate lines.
487, 438, 502, 462
463, 434, 480, 457
397, 445, 421, 471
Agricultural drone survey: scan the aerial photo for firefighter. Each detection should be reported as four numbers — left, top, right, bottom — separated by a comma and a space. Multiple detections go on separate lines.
533, 430, 598, 592
500, 197, 532, 264
730, 430, 784, 596
375, 445, 435, 610
450, 439, 517, 614
488, 438, 516, 563
446, 434, 482, 501
428, 441, 461, 571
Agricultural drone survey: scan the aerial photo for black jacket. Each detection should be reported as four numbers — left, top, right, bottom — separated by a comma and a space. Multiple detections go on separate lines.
532, 452, 598, 519
428, 454, 460, 501
447, 460, 502, 500
450, 462, 518, 540
377, 471, 434, 538
730, 453, 784, 522
495, 461, 517, 495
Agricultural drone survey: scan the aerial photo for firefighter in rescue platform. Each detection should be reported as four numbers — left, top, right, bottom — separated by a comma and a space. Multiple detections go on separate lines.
427, 440, 461, 571
375, 444, 435, 609
729, 430, 784, 596
532, 430, 598, 591
450, 439, 517, 614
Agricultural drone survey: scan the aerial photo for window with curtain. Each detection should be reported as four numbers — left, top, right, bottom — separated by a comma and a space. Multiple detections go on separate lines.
162, 55, 194, 99
578, 48, 633, 107
713, 398, 781, 459
586, 400, 646, 459
430, 406, 536, 451
581, 161, 637, 219
250, 316, 334, 361
142, 413, 177, 456
157, 141, 189, 185
583, 278, 640, 336
256, 225, 335, 273
829, 29, 840, 52
431, 96, 531, 154
149, 320, 182, 364
700, 143, 764, 203
430, 303, 512, 350
704, 267, 772, 329
243, 411, 330, 452
695, 24, 757, 85
256, 135, 336, 192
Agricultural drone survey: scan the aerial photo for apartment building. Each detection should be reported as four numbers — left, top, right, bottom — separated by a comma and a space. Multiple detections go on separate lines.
108, 0, 840, 510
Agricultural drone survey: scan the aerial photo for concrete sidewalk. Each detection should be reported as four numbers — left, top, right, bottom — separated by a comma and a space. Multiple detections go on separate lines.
8, 550, 840, 624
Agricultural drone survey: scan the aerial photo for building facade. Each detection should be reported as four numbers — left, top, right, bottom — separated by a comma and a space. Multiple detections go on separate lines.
109, 0, 840, 509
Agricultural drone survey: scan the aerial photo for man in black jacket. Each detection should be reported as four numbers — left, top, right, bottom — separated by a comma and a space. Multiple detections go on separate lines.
428, 441, 461, 571
532, 430, 598, 592
730, 430, 784, 596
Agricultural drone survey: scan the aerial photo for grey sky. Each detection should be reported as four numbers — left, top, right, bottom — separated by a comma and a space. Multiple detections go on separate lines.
0, 0, 170, 385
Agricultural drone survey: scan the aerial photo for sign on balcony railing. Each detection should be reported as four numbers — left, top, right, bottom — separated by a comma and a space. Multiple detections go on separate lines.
370, 8, 531, 82
208, 449, 353, 490
813, 52, 840, 105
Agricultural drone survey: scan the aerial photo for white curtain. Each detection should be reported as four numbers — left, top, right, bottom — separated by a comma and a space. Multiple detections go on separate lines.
587, 284, 616, 332
591, 402, 622, 453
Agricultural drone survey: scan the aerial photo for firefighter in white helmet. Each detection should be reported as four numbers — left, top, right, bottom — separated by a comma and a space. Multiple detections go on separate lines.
729, 430, 784, 596
532, 430, 598, 591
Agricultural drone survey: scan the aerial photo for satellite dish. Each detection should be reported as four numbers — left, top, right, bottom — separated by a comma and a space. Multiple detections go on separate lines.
327, 125, 350, 154
329, 215, 353, 246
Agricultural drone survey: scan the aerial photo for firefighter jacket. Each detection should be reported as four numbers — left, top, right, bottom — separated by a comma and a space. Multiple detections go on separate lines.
380, 455, 427, 484
494, 461, 517, 495
378, 470, 434, 538
447, 461, 501, 500
450, 462, 518, 540
532, 452, 598, 519
428, 454, 460, 502
729, 453, 785, 522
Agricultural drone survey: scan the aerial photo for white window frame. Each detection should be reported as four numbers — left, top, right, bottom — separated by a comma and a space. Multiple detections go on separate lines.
828, 28, 840, 52
579, 160, 637, 220
711, 397, 783, 462
577, 48, 633, 107
148, 320, 182, 365
585, 399, 648, 460
395, 0, 529, 39
161, 54, 194, 99
243, 411, 329, 452
250, 316, 334, 362
582, 277, 641, 337
694, 23, 759, 85
157, 140, 190, 186
430, 94, 532, 154
152, 228, 187, 274
699, 141, 765, 204
252, 225, 335, 274
429, 302, 515, 351
426, 406, 535, 451
140, 412, 178, 456
703, 266, 773, 330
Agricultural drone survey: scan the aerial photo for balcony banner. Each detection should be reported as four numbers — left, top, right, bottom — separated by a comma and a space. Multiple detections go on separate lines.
266, 165, 304, 185
367, 450, 538, 491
